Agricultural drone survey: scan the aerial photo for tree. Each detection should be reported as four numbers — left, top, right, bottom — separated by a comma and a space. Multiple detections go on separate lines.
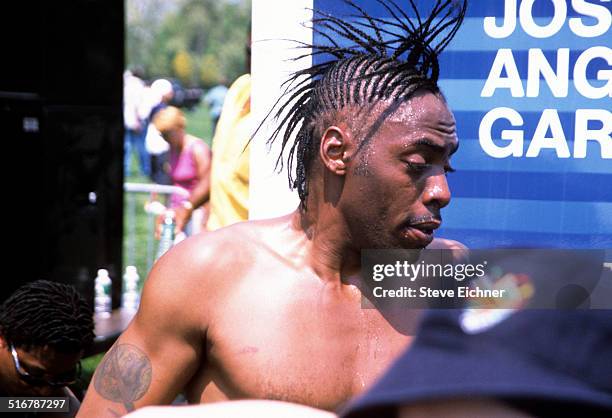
126, 0, 250, 86
173, 50, 195, 85
200, 55, 222, 87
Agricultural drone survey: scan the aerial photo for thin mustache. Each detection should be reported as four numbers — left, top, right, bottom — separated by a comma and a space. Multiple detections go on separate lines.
406, 214, 442, 225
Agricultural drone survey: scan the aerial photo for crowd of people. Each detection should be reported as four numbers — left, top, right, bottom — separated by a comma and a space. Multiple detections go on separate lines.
123, 65, 250, 237
2, 1, 611, 417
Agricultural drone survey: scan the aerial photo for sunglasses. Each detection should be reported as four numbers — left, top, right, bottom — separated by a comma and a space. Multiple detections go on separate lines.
10, 343, 81, 387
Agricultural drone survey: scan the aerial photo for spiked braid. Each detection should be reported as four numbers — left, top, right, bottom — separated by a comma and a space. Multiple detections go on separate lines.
0, 280, 94, 352
265, 0, 467, 205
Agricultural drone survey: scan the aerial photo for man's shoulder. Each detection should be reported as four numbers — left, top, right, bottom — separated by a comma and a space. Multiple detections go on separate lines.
155, 220, 269, 284
180, 218, 265, 254
135, 222, 265, 327
148, 215, 298, 298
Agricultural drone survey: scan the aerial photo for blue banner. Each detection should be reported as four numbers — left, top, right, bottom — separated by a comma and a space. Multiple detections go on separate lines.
313, 0, 612, 249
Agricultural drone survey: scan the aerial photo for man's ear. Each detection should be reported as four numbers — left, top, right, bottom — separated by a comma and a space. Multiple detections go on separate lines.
320, 126, 351, 176
0, 336, 6, 349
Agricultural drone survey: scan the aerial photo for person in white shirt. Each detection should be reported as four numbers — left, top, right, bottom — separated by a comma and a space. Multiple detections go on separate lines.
123, 68, 148, 177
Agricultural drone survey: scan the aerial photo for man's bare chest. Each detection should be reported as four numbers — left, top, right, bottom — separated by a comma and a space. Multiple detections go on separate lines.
193, 285, 414, 410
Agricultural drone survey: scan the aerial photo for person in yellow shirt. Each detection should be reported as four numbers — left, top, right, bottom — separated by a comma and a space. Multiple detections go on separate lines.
206, 73, 251, 230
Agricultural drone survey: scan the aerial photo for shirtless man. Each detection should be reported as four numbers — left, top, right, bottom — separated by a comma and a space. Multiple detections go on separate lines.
78, 1, 466, 416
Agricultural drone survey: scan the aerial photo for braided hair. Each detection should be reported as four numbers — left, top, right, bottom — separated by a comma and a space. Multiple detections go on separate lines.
0, 280, 94, 352
266, 0, 467, 205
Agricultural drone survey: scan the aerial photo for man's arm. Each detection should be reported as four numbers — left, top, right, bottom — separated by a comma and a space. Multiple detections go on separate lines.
78, 238, 215, 417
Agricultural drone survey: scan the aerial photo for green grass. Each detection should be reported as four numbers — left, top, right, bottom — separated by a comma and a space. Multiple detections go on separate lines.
123, 181, 156, 286
79, 103, 214, 389
184, 102, 214, 146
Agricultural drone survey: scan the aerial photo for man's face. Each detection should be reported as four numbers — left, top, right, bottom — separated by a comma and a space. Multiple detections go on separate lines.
341, 91, 458, 249
0, 338, 81, 396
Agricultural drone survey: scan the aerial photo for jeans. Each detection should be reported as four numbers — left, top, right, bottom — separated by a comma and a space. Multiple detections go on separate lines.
124, 128, 151, 177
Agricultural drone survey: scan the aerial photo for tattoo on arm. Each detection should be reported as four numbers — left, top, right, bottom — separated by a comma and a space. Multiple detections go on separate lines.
93, 344, 152, 413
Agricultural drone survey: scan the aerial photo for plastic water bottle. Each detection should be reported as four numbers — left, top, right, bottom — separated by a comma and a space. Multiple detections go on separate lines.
121, 265, 140, 311
156, 210, 175, 260
94, 268, 112, 318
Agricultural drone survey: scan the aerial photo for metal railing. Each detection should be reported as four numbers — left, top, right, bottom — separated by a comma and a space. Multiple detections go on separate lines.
124, 182, 189, 275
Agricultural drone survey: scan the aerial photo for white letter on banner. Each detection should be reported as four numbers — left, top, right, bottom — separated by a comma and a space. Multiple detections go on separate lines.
574, 47, 612, 99
569, 0, 612, 38
527, 48, 569, 97
520, 0, 566, 38
574, 109, 612, 159
484, 0, 517, 38
481, 49, 524, 97
526, 109, 570, 158
479, 107, 524, 158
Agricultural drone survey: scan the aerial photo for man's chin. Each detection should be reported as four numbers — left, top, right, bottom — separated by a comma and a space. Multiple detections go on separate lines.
358, 231, 431, 250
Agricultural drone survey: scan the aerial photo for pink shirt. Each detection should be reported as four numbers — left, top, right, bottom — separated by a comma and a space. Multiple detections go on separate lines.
169, 140, 204, 208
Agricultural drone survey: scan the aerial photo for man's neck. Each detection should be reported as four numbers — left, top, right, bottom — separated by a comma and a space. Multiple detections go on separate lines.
292, 203, 361, 285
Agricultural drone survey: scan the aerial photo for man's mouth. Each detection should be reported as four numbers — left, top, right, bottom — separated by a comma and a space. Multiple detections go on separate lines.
400, 217, 442, 247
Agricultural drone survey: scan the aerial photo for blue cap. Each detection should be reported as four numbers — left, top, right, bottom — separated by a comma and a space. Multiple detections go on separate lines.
341, 309, 612, 417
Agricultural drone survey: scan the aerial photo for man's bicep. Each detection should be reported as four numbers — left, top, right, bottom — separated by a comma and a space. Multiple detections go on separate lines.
85, 336, 153, 416
79, 320, 201, 417
77, 329, 155, 417
79, 257, 207, 417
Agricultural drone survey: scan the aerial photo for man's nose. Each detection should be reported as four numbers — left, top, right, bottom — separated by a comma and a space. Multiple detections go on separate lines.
422, 171, 451, 209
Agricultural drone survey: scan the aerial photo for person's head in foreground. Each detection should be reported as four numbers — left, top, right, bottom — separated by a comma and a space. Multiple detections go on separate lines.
267, 0, 464, 250
341, 309, 612, 418
0, 280, 94, 397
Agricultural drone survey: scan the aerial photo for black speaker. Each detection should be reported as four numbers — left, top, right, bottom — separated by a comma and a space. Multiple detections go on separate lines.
1, 0, 124, 106
1, 0, 124, 305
